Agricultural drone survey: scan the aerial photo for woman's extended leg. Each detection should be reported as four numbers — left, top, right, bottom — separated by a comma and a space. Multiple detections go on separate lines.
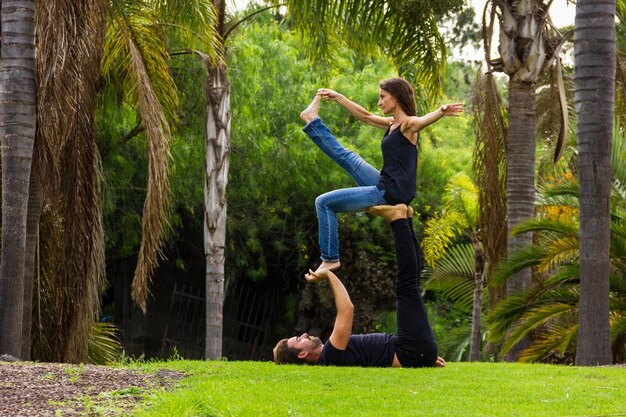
301, 94, 384, 273
301, 95, 380, 187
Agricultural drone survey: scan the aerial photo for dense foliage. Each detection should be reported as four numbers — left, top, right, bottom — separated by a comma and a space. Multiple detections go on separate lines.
97, 10, 475, 356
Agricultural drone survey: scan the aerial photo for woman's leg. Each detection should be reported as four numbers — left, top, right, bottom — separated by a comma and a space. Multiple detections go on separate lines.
301, 96, 380, 187
315, 186, 387, 263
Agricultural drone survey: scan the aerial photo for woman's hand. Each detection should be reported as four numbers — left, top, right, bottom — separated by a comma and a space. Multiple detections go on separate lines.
440, 103, 464, 116
317, 88, 341, 101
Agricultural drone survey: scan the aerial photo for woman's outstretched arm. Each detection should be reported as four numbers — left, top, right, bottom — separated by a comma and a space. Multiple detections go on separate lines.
403, 103, 464, 136
318, 88, 392, 130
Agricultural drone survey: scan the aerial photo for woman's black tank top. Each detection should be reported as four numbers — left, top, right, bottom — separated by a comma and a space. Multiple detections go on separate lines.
376, 125, 418, 205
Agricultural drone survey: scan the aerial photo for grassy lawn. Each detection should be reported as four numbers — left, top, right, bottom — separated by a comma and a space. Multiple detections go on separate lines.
127, 360, 626, 417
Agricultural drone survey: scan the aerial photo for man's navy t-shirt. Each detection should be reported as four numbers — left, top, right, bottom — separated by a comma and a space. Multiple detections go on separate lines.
318, 333, 397, 367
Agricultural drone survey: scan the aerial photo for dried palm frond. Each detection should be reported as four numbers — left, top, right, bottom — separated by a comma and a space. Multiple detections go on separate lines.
472, 66, 508, 310
35, 0, 108, 363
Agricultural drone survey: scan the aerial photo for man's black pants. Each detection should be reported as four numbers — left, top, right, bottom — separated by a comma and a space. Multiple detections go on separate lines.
391, 218, 438, 367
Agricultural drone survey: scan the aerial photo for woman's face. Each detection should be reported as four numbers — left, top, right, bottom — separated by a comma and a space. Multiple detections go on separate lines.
378, 89, 396, 115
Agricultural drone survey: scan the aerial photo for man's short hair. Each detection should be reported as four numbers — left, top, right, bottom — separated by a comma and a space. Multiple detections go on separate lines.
273, 338, 306, 365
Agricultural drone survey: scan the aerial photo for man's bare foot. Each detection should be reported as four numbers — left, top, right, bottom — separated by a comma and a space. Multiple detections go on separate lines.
367, 204, 408, 222
407, 205, 414, 218
434, 356, 446, 367
300, 94, 321, 124
314, 260, 340, 274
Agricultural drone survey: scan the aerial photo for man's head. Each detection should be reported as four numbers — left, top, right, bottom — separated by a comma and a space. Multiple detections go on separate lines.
273, 333, 322, 365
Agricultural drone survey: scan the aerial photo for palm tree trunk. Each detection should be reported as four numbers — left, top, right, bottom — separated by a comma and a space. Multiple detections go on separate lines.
470, 233, 485, 361
0, 0, 36, 357
574, 0, 615, 366
204, 62, 230, 359
504, 79, 536, 361
20, 174, 43, 360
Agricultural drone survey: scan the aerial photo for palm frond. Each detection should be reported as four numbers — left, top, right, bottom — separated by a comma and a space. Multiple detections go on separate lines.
423, 243, 476, 309
279, 0, 453, 102
437, 324, 472, 362
88, 322, 122, 365
106, 0, 173, 312
103, 0, 180, 126
443, 173, 478, 228
492, 245, 546, 286
154, 0, 220, 60
610, 310, 626, 340
500, 302, 576, 357
422, 211, 467, 267
487, 291, 533, 341
471, 66, 507, 304
536, 182, 579, 210
611, 126, 626, 197
542, 264, 580, 288
510, 217, 579, 239
518, 323, 578, 363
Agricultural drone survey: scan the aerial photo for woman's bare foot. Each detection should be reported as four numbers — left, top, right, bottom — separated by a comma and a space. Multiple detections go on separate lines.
305, 269, 328, 283
407, 205, 414, 218
367, 204, 408, 222
300, 94, 321, 124
314, 260, 340, 275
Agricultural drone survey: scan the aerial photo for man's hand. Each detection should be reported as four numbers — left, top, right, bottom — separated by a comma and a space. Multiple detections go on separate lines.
305, 269, 329, 283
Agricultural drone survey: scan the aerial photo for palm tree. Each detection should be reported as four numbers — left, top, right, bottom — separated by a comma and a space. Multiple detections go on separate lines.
488, 128, 626, 363
481, 0, 571, 361
574, 0, 616, 366
25, 0, 217, 362
0, 0, 37, 357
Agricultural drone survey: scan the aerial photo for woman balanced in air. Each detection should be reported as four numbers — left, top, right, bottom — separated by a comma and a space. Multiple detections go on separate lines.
299, 78, 463, 275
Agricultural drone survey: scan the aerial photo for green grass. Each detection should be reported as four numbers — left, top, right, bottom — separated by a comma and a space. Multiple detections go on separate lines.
127, 360, 626, 417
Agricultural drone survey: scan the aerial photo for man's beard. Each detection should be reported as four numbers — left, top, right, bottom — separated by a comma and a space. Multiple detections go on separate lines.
311, 336, 322, 348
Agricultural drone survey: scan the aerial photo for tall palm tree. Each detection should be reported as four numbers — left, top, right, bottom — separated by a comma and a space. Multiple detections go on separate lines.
481, 0, 570, 360
574, 0, 616, 366
0, 0, 37, 358
199, 0, 465, 359
488, 127, 626, 363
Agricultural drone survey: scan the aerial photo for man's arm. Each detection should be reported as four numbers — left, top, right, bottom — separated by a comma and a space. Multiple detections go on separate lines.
317, 88, 392, 130
305, 269, 354, 350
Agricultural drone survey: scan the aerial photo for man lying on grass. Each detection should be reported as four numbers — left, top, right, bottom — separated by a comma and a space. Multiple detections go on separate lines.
274, 204, 445, 368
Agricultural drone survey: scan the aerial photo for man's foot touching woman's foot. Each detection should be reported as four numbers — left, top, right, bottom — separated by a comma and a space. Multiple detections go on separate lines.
300, 93, 321, 124
367, 204, 408, 222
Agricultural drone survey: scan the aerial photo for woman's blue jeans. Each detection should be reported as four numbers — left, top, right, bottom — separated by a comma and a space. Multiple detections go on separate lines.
303, 117, 387, 262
